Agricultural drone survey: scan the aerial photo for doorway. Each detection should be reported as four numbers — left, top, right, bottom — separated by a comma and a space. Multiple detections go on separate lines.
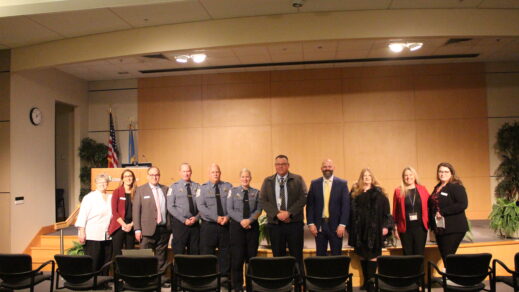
55, 102, 75, 222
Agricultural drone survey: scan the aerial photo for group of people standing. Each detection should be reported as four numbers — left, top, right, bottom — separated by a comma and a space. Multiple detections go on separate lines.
75, 155, 469, 292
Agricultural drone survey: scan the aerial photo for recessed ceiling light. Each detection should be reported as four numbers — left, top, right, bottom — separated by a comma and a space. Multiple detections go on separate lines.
388, 42, 423, 52
389, 43, 405, 53
191, 53, 207, 63
175, 55, 189, 63
408, 42, 423, 51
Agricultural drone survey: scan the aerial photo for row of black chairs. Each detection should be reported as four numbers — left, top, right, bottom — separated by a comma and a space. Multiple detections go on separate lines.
0, 252, 517, 292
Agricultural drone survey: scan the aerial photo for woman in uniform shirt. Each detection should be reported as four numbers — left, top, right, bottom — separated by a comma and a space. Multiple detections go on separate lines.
392, 166, 430, 255
227, 168, 262, 292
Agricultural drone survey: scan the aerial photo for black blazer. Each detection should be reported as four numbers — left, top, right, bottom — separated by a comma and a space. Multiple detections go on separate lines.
428, 182, 468, 234
306, 176, 349, 231
260, 172, 307, 224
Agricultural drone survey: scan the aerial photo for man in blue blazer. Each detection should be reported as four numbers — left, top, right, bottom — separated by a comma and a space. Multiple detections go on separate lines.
306, 159, 350, 256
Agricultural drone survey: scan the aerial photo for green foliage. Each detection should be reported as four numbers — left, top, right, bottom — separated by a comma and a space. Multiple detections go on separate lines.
489, 198, 519, 238
494, 122, 519, 201
78, 137, 108, 201
258, 214, 270, 246
66, 241, 85, 255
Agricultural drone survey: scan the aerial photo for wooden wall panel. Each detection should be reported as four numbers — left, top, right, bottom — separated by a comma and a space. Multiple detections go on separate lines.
271, 79, 342, 124
200, 126, 272, 187
202, 83, 270, 127
343, 121, 417, 181
343, 76, 415, 122
271, 123, 345, 183
138, 63, 492, 219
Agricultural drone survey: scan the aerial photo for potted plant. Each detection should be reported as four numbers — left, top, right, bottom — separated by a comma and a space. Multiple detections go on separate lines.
78, 137, 108, 201
489, 121, 519, 238
258, 214, 270, 247
66, 241, 85, 255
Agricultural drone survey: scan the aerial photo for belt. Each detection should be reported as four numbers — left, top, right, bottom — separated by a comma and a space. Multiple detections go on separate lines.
322, 217, 329, 223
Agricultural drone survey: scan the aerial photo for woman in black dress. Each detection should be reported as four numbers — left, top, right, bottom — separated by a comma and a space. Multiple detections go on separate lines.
348, 168, 393, 291
428, 162, 468, 263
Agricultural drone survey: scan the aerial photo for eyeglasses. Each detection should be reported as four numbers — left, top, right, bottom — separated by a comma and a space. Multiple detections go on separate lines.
275, 163, 288, 166
149, 174, 160, 177
123, 175, 134, 178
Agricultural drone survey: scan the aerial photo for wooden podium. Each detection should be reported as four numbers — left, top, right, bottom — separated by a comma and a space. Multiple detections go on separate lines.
90, 168, 149, 192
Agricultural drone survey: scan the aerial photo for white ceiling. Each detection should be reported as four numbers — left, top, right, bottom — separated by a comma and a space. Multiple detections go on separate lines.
2, 0, 519, 80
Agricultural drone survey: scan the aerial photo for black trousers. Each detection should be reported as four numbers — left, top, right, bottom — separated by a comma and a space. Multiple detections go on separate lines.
229, 220, 259, 290
436, 232, 465, 262
84, 240, 112, 275
111, 228, 135, 256
141, 225, 170, 273
315, 221, 343, 256
399, 225, 427, 256
267, 221, 304, 276
171, 218, 200, 255
200, 221, 230, 276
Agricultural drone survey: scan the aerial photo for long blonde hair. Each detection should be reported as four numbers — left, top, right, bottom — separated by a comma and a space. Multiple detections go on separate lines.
351, 168, 384, 197
399, 166, 420, 198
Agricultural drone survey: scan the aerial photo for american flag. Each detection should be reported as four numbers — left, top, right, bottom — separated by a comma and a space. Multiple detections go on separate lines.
107, 110, 119, 168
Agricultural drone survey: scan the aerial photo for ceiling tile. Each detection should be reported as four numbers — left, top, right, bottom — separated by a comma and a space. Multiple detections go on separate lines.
111, 1, 210, 27
199, 0, 296, 19
390, 0, 482, 9
303, 51, 336, 61
335, 49, 369, 60
270, 53, 303, 63
302, 40, 337, 54
28, 8, 131, 38
299, 0, 391, 11
0, 16, 63, 47
337, 39, 373, 51
232, 45, 270, 56
206, 56, 241, 66
267, 42, 302, 55
478, 0, 519, 8
237, 54, 272, 64
203, 47, 237, 58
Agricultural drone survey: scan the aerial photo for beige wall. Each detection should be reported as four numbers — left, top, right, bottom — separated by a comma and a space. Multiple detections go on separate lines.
137, 62, 491, 219
0, 50, 11, 253
485, 62, 519, 203
10, 68, 88, 252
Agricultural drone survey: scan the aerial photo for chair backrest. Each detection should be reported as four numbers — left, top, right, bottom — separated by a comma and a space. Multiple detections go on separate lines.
0, 254, 32, 282
445, 253, 492, 286
121, 249, 154, 256
54, 255, 95, 284
377, 255, 424, 287
115, 256, 158, 288
174, 255, 218, 287
249, 256, 296, 290
305, 256, 350, 289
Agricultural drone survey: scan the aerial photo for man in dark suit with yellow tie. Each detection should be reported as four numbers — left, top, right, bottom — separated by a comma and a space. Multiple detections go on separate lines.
306, 159, 350, 256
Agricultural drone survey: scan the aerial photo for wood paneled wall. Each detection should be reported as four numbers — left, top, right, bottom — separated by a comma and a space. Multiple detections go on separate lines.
138, 63, 490, 219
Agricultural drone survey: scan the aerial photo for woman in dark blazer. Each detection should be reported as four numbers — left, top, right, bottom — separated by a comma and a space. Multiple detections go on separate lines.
393, 166, 430, 255
348, 168, 393, 291
108, 169, 137, 256
428, 162, 468, 263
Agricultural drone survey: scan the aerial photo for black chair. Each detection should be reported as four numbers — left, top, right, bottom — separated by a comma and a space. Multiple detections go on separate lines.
303, 255, 352, 292
173, 254, 220, 292
374, 255, 424, 292
54, 255, 112, 290
0, 254, 54, 292
247, 256, 299, 292
491, 252, 518, 292
114, 255, 171, 292
428, 253, 493, 292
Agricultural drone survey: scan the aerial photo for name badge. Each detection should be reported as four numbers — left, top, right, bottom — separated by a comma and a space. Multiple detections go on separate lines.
144, 195, 151, 199
440, 192, 448, 196
167, 189, 172, 197
409, 212, 418, 221
119, 197, 126, 201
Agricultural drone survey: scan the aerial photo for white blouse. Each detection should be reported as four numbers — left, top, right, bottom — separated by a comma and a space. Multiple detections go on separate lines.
75, 190, 112, 241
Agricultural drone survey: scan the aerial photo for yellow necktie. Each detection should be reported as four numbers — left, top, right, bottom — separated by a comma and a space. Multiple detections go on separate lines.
323, 179, 331, 218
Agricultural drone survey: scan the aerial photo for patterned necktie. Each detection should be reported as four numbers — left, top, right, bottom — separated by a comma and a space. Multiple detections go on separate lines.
215, 184, 224, 216
280, 177, 287, 211
186, 183, 195, 216
153, 187, 162, 224
243, 189, 251, 219
323, 179, 331, 218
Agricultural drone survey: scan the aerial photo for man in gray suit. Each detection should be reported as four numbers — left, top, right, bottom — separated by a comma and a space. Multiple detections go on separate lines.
133, 166, 170, 283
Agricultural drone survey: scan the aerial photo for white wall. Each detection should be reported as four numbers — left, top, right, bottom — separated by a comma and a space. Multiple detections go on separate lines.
486, 62, 519, 203
10, 68, 87, 252
88, 79, 138, 165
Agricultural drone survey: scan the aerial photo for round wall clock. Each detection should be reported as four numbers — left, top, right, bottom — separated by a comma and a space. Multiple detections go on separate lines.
29, 107, 42, 126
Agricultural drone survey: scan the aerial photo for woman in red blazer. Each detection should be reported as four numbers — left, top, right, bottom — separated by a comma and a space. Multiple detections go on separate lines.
392, 166, 430, 255
108, 169, 137, 256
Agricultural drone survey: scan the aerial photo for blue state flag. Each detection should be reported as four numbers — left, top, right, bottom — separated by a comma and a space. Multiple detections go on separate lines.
128, 125, 137, 164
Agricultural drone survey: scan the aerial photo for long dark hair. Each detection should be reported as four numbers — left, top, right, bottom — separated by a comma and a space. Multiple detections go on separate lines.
120, 169, 137, 199
436, 162, 463, 185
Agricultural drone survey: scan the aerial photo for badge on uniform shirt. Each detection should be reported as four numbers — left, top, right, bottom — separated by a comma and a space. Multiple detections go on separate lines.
224, 188, 229, 194
441, 192, 448, 196
144, 195, 150, 199
409, 212, 418, 221
119, 197, 126, 200
227, 190, 232, 198
167, 189, 172, 196
196, 189, 201, 197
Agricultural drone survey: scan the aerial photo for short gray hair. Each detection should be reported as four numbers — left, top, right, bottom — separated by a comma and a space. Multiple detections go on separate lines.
95, 174, 110, 184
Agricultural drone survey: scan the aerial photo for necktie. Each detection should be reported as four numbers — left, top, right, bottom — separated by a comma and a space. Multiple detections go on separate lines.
323, 179, 331, 218
215, 184, 224, 216
153, 187, 162, 224
243, 189, 251, 219
280, 177, 287, 211
186, 183, 196, 216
